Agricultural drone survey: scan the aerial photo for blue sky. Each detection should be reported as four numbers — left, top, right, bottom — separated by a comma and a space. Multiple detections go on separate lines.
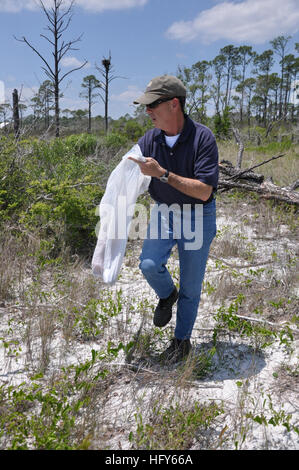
0, 0, 299, 119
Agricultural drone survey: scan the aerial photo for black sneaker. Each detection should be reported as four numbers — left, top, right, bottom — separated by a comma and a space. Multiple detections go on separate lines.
153, 287, 179, 327
159, 338, 192, 364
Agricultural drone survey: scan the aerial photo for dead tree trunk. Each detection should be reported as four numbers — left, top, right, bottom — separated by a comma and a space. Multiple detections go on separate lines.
102, 58, 110, 134
95, 53, 125, 135
15, 0, 87, 138
12, 89, 20, 139
231, 127, 245, 169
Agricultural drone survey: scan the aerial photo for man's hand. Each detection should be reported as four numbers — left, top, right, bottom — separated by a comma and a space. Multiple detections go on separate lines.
128, 156, 213, 201
128, 156, 165, 178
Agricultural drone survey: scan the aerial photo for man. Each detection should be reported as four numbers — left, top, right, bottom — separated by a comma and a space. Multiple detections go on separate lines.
129, 75, 218, 364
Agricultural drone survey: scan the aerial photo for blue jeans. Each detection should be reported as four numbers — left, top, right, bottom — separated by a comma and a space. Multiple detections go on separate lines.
139, 199, 216, 340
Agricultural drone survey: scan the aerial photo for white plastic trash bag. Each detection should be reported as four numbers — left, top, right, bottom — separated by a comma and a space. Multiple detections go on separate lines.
91, 144, 150, 284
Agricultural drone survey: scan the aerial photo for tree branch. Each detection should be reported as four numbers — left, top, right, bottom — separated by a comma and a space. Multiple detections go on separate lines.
41, 66, 55, 81
225, 153, 286, 181
218, 178, 299, 205
59, 60, 88, 83
14, 36, 54, 78
57, 35, 83, 61
40, 33, 55, 47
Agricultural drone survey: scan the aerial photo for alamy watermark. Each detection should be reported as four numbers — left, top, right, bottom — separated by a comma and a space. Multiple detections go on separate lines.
95, 197, 204, 251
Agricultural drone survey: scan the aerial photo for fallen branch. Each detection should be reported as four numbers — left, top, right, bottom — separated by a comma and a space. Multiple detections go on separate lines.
231, 313, 290, 328
224, 153, 285, 181
219, 178, 299, 205
218, 156, 299, 206
286, 179, 299, 191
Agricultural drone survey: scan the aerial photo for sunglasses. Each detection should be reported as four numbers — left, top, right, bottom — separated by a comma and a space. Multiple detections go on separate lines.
146, 97, 174, 109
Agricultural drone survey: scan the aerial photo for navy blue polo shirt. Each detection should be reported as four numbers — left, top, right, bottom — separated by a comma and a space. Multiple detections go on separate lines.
138, 115, 219, 206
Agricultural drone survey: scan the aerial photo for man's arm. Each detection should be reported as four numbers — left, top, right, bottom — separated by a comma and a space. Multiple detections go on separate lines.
128, 156, 213, 202
167, 171, 212, 201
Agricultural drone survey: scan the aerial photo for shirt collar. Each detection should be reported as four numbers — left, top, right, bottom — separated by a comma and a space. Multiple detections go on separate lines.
154, 114, 194, 145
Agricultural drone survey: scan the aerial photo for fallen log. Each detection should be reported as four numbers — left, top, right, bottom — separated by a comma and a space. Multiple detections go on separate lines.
218, 156, 299, 206
219, 159, 264, 184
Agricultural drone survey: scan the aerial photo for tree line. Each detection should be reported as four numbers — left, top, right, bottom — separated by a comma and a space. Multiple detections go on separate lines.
0, 0, 298, 139
178, 37, 298, 133
0, 0, 122, 138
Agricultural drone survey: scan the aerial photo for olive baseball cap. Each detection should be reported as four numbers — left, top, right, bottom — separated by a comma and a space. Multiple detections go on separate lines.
133, 75, 186, 105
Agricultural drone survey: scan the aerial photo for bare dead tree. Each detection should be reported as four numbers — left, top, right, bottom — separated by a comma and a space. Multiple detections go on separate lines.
15, 0, 88, 137
231, 126, 245, 169
12, 89, 20, 139
95, 52, 125, 133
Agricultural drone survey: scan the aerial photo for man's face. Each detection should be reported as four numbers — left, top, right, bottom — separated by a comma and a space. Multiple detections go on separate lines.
146, 99, 174, 131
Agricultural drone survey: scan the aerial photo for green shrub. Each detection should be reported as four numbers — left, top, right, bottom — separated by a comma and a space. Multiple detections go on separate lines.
130, 401, 223, 450
213, 106, 231, 139
63, 133, 98, 157
20, 179, 103, 254
0, 135, 104, 255
103, 132, 128, 148
0, 137, 29, 220
124, 120, 144, 140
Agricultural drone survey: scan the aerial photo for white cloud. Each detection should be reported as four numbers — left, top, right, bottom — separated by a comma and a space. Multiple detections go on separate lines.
0, 0, 148, 13
0, 0, 35, 12
60, 96, 86, 111
4, 85, 39, 106
109, 85, 143, 117
19, 85, 39, 101
0, 0, 56, 12
166, 0, 299, 44
61, 56, 90, 68
111, 85, 142, 103
76, 0, 148, 12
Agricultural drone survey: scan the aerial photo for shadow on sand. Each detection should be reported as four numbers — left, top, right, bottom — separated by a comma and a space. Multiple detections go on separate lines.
193, 340, 267, 381
129, 339, 267, 384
